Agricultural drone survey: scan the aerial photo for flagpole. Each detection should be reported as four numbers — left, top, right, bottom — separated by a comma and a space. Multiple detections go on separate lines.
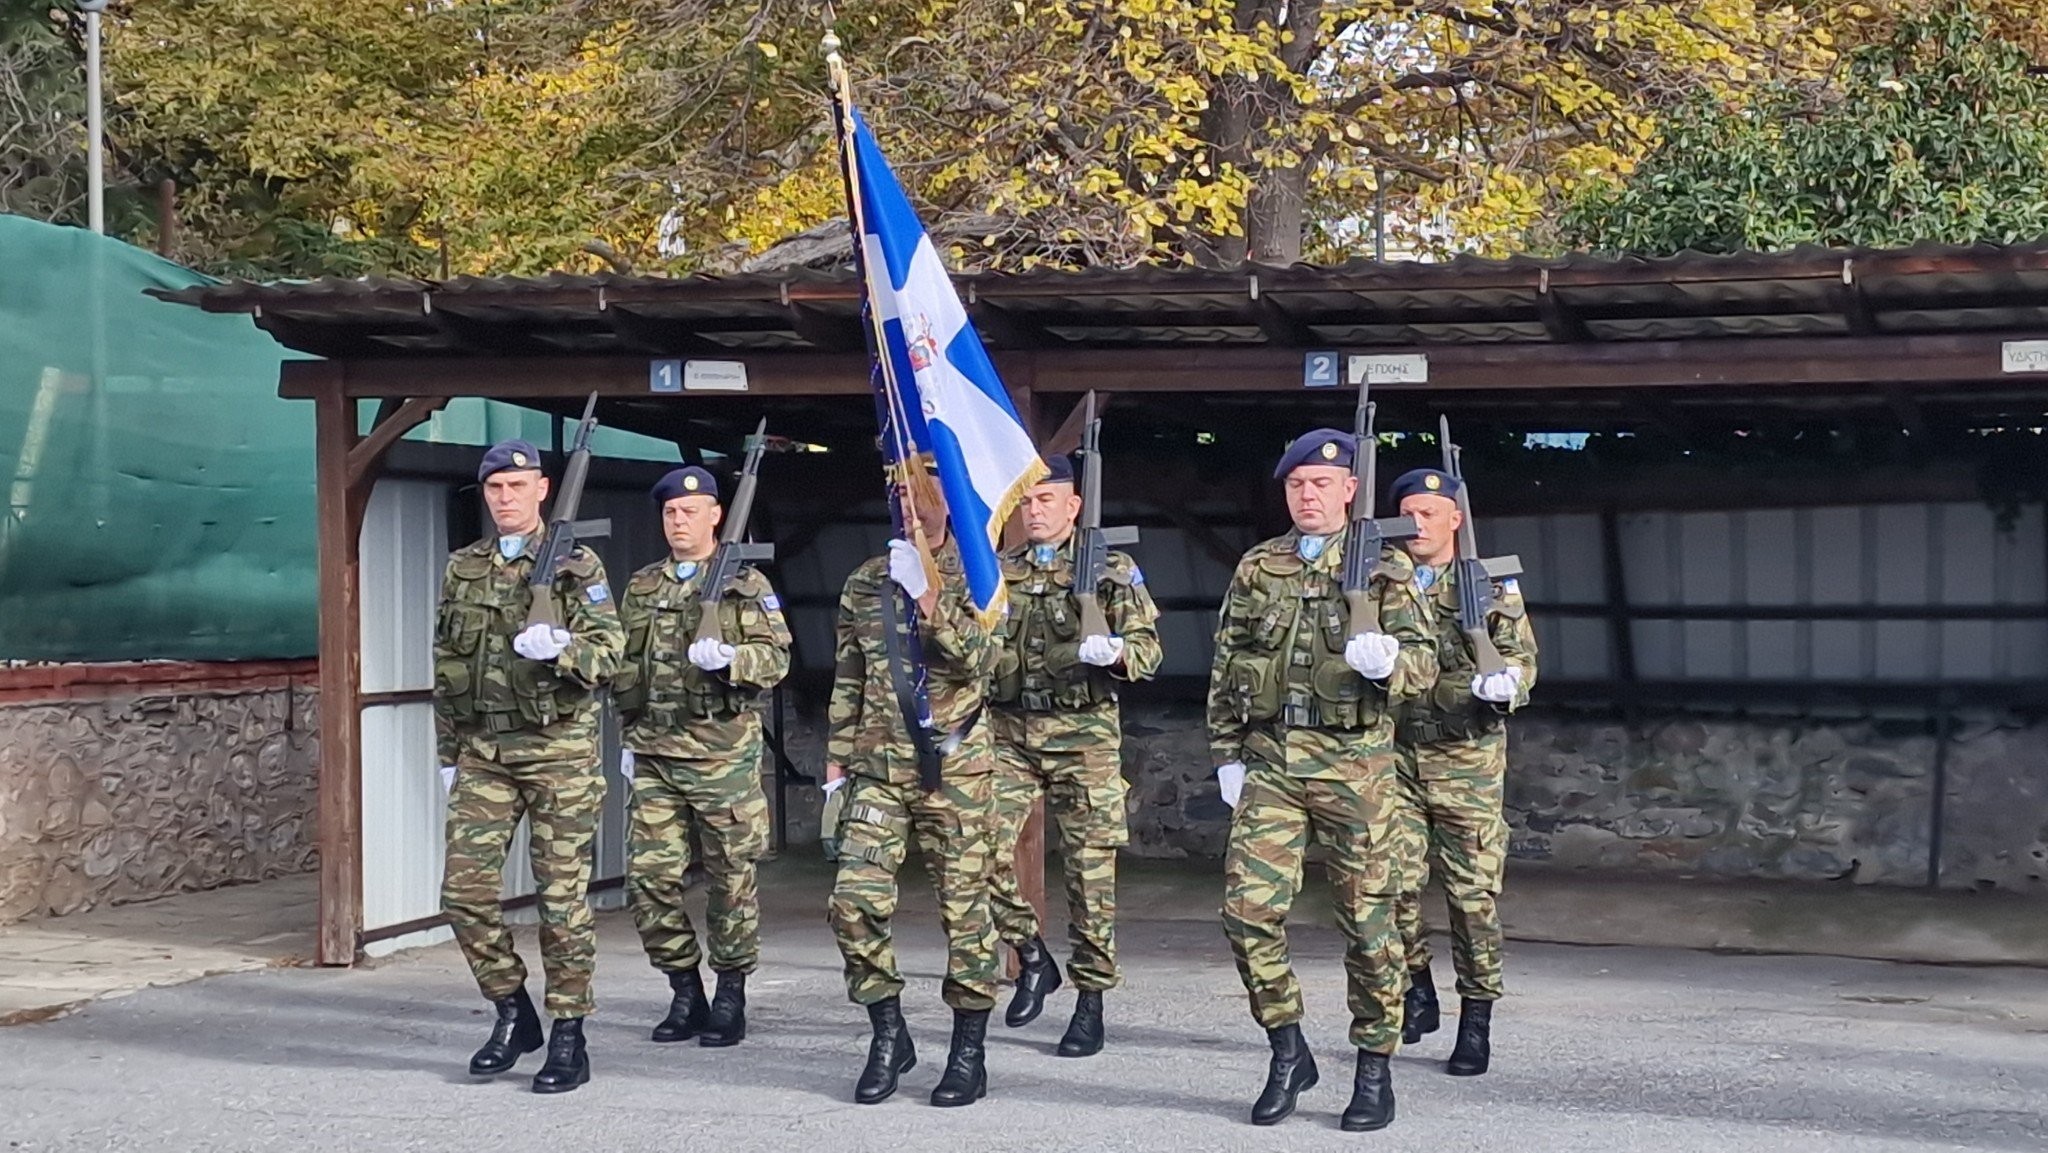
823, 33, 939, 586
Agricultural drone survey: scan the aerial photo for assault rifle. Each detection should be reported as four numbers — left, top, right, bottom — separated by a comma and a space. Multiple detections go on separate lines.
1342, 383, 1417, 636
1437, 415, 1522, 676
525, 393, 611, 629
695, 419, 777, 644
1072, 391, 1139, 639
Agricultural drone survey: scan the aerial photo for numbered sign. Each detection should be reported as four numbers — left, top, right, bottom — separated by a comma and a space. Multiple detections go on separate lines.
1303, 351, 1341, 389
649, 359, 683, 393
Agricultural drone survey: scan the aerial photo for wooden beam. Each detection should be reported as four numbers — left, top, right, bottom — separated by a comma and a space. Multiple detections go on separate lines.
601, 304, 724, 355
347, 397, 448, 489
968, 298, 1053, 350
280, 331, 2048, 403
1536, 270, 1594, 342
1247, 274, 1316, 345
425, 302, 553, 354
1040, 392, 1107, 457
784, 303, 866, 352
314, 385, 367, 966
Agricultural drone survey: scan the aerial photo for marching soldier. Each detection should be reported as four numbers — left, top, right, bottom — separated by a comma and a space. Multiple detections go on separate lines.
824, 465, 1002, 1108
1387, 467, 1537, 1078
1209, 429, 1434, 1132
614, 466, 791, 1048
987, 455, 1162, 1056
433, 439, 624, 1094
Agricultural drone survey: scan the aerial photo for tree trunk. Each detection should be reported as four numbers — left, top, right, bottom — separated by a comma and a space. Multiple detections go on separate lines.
1246, 164, 1308, 264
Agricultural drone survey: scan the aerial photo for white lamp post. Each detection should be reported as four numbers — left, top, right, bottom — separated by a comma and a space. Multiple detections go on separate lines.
79, 0, 108, 234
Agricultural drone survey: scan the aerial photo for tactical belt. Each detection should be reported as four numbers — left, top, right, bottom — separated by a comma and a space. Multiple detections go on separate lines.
1398, 715, 1498, 745
1278, 692, 1365, 733
482, 711, 526, 734
879, 585, 946, 792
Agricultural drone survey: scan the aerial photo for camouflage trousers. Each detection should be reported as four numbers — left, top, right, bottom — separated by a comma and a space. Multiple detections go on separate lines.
1222, 764, 1407, 1053
827, 773, 1000, 1012
442, 753, 604, 1019
1392, 729, 1508, 1000
988, 707, 1129, 991
627, 752, 771, 976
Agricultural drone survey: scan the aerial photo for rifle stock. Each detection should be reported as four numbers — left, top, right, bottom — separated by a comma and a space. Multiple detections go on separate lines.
525, 393, 604, 630
1073, 391, 1138, 640
1344, 393, 1417, 637
695, 419, 778, 645
1438, 417, 1521, 678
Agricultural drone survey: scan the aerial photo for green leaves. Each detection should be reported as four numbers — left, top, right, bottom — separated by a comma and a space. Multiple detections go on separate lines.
1560, 1, 2048, 254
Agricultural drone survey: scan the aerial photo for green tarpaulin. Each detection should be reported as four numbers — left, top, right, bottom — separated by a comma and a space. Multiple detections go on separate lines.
0, 216, 680, 662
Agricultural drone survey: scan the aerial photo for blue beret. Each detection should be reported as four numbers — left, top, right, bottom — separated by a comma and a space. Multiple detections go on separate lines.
1038, 455, 1076, 485
1389, 468, 1460, 505
477, 439, 543, 482
652, 466, 720, 504
1273, 428, 1356, 478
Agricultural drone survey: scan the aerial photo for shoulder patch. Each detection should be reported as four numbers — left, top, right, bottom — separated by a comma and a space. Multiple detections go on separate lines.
586, 582, 610, 604
1130, 565, 1146, 586
762, 593, 782, 611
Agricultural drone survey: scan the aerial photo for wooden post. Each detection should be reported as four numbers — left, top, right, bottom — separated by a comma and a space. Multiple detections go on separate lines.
313, 383, 365, 966
312, 386, 447, 966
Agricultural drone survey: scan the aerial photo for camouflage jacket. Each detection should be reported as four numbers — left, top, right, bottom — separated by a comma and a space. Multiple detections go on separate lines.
990, 537, 1162, 714
433, 535, 624, 767
1399, 560, 1538, 742
827, 544, 999, 784
615, 557, 792, 762
1206, 529, 1435, 780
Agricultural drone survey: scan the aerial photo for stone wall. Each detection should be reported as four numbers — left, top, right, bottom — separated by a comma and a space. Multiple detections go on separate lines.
775, 694, 2048, 896
0, 677, 319, 925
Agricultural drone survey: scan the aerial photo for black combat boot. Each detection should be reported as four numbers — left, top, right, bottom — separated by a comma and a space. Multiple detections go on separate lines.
1340, 1050, 1396, 1132
1004, 936, 1063, 1027
699, 969, 747, 1047
1249, 1023, 1319, 1126
854, 998, 917, 1105
467, 986, 544, 1076
650, 967, 708, 1043
1056, 990, 1104, 1058
929, 1008, 990, 1107
530, 1017, 590, 1094
1446, 998, 1493, 1077
1401, 965, 1441, 1045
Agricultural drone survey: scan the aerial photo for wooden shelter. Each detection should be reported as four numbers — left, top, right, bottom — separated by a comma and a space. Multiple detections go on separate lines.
167, 241, 2048, 965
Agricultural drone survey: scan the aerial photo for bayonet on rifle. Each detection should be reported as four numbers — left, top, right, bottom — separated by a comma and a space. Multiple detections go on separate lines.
525, 393, 612, 629
696, 419, 777, 645
1438, 415, 1522, 677
1343, 383, 1418, 637
1073, 391, 1140, 640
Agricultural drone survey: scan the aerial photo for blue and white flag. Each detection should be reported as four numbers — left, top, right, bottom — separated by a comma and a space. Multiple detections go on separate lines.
850, 110, 1045, 623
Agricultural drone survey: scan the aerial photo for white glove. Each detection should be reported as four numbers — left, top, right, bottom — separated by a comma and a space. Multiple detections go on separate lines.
439, 764, 457, 793
512, 623, 571, 661
1471, 667, 1523, 703
1077, 634, 1125, 667
688, 638, 736, 671
619, 748, 637, 782
1344, 631, 1400, 680
887, 539, 931, 600
1216, 761, 1247, 810
821, 776, 847, 799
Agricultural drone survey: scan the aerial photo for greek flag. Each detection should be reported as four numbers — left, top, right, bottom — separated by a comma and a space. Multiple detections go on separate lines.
851, 111, 1046, 623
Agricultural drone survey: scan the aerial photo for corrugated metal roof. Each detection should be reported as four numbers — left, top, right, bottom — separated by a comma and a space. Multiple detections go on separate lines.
154, 240, 2048, 359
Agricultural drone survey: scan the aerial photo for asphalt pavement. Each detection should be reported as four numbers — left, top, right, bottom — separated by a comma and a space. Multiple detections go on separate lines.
3, 878, 2044, 1153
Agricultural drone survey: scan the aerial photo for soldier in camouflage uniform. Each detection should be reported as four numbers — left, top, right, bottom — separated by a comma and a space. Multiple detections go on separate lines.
825, 467, 1003, 1108
613, 466, 791, 1049
1386, 467, 1537, 1079
434, 438, 624, 1095
987, 455, 1162, 1058
1210, 429, 1435, 1133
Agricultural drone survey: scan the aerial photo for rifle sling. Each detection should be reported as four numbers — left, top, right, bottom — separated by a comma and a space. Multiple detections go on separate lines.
879, 584, 947, 792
